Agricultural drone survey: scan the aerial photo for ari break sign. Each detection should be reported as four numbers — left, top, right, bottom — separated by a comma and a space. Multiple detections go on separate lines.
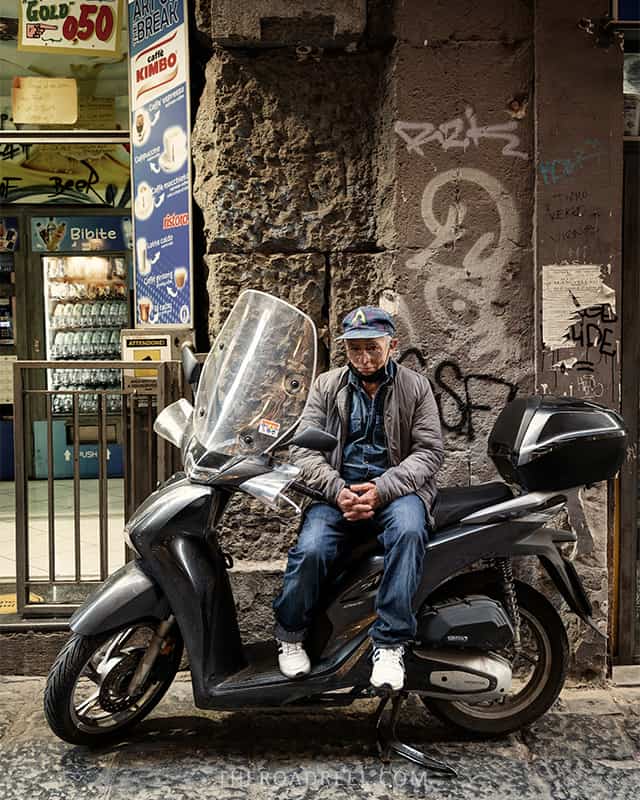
18, 0, 121, 56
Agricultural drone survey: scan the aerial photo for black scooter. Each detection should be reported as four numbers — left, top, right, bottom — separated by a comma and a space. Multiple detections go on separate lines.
44, 291, 627, 777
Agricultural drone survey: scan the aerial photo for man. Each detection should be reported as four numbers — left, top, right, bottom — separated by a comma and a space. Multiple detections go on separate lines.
272, 305, 444, 691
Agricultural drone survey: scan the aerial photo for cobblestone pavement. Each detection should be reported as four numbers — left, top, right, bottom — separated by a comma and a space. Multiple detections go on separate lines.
0, 675, 638, 799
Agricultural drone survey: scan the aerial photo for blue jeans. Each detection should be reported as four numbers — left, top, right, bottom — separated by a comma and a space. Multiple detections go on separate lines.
273, 494, 429, 647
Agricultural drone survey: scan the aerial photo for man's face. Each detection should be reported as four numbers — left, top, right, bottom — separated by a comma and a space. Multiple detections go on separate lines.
345, 336, 395, 376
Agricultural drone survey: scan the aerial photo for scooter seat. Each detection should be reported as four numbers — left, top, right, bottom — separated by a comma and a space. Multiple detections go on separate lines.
431, 481, 514, 532
326, 481, 515, 580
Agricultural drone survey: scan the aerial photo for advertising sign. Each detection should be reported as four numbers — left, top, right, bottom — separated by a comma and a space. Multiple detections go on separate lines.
614, 1, 640, 22
31, 215, 132, 252
18, 0, 121, 56
128, 0, 193, 328
0, 218, 19, 252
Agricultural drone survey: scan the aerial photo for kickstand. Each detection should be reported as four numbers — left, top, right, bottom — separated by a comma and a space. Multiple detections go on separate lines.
374, 692, 458, 778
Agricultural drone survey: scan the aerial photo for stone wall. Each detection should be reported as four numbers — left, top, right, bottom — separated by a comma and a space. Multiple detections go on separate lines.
189, 0, 623, 679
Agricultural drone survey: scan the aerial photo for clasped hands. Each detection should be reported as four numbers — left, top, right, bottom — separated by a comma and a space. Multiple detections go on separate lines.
337, 483, 381, 522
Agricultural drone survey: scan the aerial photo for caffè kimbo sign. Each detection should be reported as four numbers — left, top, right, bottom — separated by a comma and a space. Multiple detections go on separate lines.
130, 6, 186, 105
128, 0, 193, 329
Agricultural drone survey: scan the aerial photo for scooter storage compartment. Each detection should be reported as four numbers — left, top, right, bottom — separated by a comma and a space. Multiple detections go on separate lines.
487, 396, 626, 491
417, 596, 514, 650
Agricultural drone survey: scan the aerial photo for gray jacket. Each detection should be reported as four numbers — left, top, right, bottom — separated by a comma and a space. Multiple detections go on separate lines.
290, 362, 444, 525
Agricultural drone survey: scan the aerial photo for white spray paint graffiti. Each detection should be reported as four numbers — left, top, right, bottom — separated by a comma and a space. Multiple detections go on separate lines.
394, 167, 522, 367
406, 167, 520, 358
394, 107, 529, 160
406, 167, 521, 276
379, 288, 418, 345
577, 374, 604, 398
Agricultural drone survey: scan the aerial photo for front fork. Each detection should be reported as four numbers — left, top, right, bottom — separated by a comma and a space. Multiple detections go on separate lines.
127, 615, 176, 694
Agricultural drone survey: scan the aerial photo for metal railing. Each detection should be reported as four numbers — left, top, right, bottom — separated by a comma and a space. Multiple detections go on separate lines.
13, 360, 185, 618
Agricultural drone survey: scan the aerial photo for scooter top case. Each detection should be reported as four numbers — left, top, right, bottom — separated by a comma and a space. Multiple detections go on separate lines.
488, 395, 627, 491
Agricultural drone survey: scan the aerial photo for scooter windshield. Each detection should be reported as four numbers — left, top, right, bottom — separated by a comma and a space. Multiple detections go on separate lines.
186, 291, 317, 478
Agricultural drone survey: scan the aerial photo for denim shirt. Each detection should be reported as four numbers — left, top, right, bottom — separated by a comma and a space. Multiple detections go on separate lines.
340, 360, 396, 484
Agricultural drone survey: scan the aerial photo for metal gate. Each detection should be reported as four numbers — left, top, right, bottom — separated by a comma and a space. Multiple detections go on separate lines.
12, 359, 185, 617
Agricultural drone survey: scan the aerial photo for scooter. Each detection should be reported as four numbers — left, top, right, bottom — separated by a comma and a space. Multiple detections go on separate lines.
44, 290, 627, 777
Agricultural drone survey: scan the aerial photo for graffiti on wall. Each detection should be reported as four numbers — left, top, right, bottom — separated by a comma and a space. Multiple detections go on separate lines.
541, 264, 617, 399
390, 105, 527, 438
539, 139, 602, 186
565, 303, 617, 360
393, 346, 519, 440
400, 167, 522, 372
406, 167, 520, 274
394, 107, 529, 160
544, 188, 602, 250
541, 264, 616, 353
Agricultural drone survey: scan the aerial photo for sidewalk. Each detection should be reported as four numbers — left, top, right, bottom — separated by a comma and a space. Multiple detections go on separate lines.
0, 677, 638, 799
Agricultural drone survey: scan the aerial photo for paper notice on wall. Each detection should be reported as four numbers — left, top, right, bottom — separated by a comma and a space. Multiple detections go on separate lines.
76, 97, 116, 130
121, 331, 172, 393
0, 356, 17, 404
542, 264, 616, 350
12, 78, 78, 125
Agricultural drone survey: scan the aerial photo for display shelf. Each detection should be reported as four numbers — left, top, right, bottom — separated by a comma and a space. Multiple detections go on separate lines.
46, 276, 126, 286
48, 296, 127, 301
48, 355, 122, 361
48, 323, 124, 332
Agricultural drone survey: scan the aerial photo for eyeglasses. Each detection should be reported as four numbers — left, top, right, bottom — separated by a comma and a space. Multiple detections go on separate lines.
345, 343, 387, 357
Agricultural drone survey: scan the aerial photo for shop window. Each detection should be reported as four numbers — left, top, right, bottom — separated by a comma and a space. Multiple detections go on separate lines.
0, 141, 130, 205
0, 4, 128, 133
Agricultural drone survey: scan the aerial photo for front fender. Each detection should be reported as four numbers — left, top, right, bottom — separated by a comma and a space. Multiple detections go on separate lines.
70, 560, 170, 636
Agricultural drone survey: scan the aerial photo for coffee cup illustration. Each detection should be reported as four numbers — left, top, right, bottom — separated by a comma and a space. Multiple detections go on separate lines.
136, 237, 151, 275
159, 126, 187, 172
138, 297, 152, 323
174, 267, 187, 289
135, 182, 154, 220
133, 109, 151, 145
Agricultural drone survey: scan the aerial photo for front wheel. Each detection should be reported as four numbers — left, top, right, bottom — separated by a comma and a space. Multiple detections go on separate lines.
421, 579, 569, 736
44, 620, 183, 746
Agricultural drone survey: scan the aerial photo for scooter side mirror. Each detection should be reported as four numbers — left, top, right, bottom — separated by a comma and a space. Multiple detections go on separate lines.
288, 427, 338, 452
181, 343, 202, 389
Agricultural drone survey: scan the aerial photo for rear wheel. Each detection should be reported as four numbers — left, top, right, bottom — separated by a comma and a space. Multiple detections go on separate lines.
421, 577, 569, 736
44, 620, 183, 746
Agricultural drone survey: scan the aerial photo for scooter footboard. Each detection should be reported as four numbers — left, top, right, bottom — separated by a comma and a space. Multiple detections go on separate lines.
70, 560, 170, 636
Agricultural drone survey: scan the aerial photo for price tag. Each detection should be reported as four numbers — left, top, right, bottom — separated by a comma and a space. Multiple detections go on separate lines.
18, 0, 121, 56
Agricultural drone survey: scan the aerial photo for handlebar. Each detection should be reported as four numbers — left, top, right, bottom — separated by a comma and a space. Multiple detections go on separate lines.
290, 481, 326, 502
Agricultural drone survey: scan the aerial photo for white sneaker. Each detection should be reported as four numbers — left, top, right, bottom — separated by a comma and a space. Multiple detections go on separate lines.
277, 640, 311, 678
370, 646, 405, 691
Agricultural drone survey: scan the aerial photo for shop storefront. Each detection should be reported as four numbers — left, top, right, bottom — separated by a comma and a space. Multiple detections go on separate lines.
0, 0, 132, 605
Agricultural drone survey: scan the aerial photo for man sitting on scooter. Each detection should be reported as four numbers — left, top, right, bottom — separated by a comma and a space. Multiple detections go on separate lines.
273, 305, 444, 690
